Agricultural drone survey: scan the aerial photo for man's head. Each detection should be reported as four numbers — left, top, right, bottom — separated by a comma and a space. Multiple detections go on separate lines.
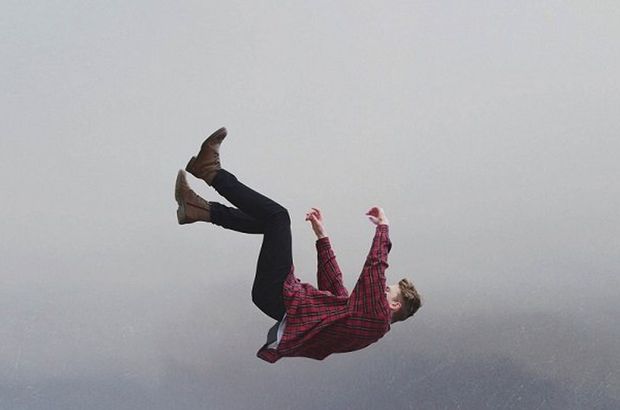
385, 278, 422, 324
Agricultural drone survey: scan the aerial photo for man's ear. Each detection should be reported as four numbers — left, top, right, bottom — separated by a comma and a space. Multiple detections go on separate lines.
389, 301, 401, 312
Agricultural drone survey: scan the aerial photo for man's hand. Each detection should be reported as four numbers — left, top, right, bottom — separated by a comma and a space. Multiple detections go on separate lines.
366, 206, 389, 226
305, 207, 328, 239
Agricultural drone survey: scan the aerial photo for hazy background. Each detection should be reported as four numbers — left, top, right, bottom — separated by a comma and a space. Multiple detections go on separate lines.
2, 1, 619, 409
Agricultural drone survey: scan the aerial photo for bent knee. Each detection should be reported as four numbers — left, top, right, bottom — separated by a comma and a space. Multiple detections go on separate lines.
251, 286, 270, 310
251, 288, 262, 307
270, 208, 290, 225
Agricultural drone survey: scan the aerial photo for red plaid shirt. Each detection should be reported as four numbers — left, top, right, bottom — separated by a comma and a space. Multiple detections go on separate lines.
257, 225, 392, 363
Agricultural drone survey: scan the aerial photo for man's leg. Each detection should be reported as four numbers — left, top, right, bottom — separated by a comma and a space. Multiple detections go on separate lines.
251, 212, 291, 321
209, 202, 265, 234
212, 169, 291, 321
183, 129, 291, 321
176, 170, 264, 233
211, 169, 287, 222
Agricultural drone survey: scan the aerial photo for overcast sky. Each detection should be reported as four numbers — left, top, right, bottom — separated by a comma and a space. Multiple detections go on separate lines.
1, 1, 619, 409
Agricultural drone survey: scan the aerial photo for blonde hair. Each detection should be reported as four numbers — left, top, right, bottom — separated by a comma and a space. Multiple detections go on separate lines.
393, 278, 422, 323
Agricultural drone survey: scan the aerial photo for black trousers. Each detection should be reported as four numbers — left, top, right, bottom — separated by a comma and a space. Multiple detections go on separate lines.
209, 169, 291, 321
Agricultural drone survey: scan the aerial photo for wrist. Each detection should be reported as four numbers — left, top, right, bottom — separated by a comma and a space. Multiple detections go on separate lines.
316, 235, 329, 245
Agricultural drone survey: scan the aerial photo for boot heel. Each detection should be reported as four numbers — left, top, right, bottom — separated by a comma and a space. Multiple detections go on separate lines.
185, 156, 197, 174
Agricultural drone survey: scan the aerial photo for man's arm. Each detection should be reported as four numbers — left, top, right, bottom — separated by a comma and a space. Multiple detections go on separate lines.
306, 208, 348, 297
316, 237, 348, 297
350, 207, 392, 316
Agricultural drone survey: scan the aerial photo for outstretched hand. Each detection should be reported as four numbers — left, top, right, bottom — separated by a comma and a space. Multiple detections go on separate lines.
366, 206, 389, 226
305, 207, 328, 239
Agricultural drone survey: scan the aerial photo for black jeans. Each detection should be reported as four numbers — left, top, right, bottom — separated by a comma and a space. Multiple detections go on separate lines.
209, 169, 291, 321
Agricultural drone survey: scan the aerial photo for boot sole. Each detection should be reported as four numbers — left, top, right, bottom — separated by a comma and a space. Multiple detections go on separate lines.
175, 170, 186, 204
175, 170, 188, 224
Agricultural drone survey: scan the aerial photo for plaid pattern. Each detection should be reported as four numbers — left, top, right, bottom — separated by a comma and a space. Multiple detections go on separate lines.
257, 225, 392, 363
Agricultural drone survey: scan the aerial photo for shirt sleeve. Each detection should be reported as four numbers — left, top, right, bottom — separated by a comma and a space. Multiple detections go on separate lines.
315, 237, 349, 297
349, 225, 392, 316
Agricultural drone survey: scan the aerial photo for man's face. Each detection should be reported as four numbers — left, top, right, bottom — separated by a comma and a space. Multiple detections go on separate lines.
385, 284, 402, 312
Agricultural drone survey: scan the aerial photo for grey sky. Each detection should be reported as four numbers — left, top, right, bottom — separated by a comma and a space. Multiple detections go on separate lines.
1, 1, 619, 409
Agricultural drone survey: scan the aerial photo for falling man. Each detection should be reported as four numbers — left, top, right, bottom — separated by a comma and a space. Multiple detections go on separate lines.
174, 127, 422, 363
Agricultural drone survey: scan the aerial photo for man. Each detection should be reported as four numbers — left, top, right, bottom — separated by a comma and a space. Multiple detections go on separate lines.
175, 127, 422, 363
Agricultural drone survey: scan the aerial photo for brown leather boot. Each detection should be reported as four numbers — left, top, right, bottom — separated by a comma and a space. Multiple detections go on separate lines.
175, 170, 211, 224
185, 127, 227, 185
